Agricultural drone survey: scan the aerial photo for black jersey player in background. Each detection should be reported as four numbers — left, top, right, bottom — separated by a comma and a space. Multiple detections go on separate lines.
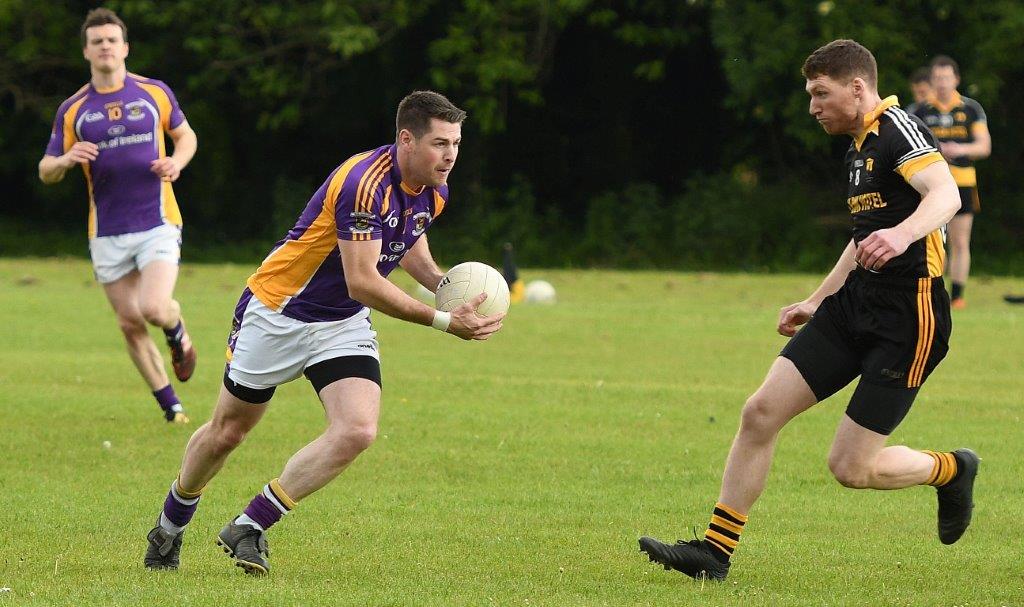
905, 66, 932, 116
911, 56, 992, 309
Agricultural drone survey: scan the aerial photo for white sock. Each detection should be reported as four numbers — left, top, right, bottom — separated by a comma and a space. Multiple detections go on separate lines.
159, 512, 185, 534
234, 514, 264, 532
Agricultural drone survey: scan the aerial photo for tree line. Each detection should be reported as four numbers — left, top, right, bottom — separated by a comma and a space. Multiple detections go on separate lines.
2, 0, 1021, 271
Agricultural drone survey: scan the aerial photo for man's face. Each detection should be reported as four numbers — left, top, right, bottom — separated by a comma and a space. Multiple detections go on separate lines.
911, 81, 932, 103
806, 74, 860, 136
82, 24, 128, 73
401, 118, 461, 188
930, 65, 959, 98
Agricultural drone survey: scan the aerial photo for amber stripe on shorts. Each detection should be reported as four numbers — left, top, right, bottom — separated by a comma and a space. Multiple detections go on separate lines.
907, 277, 935, 388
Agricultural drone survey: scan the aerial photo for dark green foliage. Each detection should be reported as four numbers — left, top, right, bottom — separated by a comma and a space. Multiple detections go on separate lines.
1, 0, 1021, 272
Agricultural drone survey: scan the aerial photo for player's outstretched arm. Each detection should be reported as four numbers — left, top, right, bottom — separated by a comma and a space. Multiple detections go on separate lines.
150, 120, 198, 183
856, 161, 959, 271
778, 239, 857, 337
340, 239, 503, 341
38, 142, 99, 184
399, 235, 444, 293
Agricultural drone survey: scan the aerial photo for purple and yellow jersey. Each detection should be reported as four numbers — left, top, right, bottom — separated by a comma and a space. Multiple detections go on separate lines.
44, 73, 186, 238
244, 144, 449, 323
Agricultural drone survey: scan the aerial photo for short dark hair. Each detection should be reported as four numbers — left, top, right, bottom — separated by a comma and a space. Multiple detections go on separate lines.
81, 8, 127, 48
801, 39, 877, 88
930, 55, 960, 79
396, 91, 467, 138
909, 67, 931, 84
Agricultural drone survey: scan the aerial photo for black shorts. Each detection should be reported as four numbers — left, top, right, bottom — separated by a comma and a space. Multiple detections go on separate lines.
956, 186, 980, 215
223, 356, 382, 405
780, 269, 951, 434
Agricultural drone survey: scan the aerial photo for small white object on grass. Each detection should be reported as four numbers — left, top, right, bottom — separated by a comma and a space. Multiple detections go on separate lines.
102, 440, 112, 449
525, 280, 556, 304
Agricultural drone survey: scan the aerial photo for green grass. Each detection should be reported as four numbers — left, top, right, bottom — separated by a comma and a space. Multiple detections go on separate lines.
0, 258, 1022, 606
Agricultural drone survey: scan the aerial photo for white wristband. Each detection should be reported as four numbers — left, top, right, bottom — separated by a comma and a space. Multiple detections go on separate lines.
431, 310, 452, 332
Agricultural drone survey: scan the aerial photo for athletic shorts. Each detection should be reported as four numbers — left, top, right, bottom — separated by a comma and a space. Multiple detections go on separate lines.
225, 292, 381, 399
780, 269, 951, 434
88, 223, 181, 284
956, 186, 980, 215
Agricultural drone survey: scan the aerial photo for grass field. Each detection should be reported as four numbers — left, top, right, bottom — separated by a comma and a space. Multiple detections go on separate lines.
1, 258, 1022, 606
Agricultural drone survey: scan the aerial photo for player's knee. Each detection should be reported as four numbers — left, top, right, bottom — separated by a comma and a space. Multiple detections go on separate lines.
209, 422, 248, 454
331, 422, 378, 455
739, 394, 781, 437
828, 455, 871, 488
347, 423, 378, 453
116, 313, 147, 339
139, 300, 170, 326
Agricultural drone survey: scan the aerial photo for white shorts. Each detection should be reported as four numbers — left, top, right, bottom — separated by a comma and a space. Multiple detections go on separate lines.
89, 223, 181, 284
227, 296, 380, 391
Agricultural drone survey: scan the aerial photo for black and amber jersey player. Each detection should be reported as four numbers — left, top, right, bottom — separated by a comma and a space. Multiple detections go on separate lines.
638, 41, 977, 583
909, 56, 991, 308
846, 96, 947, 280
911, 90, 988, 214
779, 94, 957, 430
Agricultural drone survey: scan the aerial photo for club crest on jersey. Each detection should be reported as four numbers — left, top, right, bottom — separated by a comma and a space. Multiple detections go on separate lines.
126, 101, 146, 121
350, 211, 375, 234
866, 158, 874, 171
411, 211, 431, 236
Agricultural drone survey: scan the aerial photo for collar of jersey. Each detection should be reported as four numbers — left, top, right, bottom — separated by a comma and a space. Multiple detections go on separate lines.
387, 143, 427, 195
92, 81, 126, 94
854, 95, 899, 151
399, 181, 425, 195
928, 90, 962, 113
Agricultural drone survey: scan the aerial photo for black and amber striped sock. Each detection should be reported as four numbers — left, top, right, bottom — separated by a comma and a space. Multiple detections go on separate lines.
922, 450, 959, 486
704, 502, 748, 563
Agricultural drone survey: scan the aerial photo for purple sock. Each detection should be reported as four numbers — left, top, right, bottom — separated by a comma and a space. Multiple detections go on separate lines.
152, 384, 180, 412
241, 481, 293, 531
161, 480, 201, 531
163, 321, 184, 346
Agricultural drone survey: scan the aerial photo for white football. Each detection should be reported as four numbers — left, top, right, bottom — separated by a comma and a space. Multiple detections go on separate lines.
525, 280, 557, 304
435, 262, 510, 316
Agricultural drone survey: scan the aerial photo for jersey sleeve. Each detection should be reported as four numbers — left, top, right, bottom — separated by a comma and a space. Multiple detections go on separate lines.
137, 77, 187, 131
161, 82, 187, 130
966, 98, 988, 139
334, 174, 384, 242
151, 79, 186, 130
966, 98, 987, 123
44, 101, 75, 157
884, 110, 944, 183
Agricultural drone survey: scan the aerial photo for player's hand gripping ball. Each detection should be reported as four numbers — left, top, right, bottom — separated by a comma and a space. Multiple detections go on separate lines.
435, 262, 510, 316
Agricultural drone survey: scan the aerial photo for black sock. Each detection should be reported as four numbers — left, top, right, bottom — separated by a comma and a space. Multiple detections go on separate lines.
951, 282, 964, 300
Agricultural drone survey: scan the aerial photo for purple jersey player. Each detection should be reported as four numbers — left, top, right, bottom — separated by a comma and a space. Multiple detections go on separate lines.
38, 8, 199, 424
144, 91, 505, 575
